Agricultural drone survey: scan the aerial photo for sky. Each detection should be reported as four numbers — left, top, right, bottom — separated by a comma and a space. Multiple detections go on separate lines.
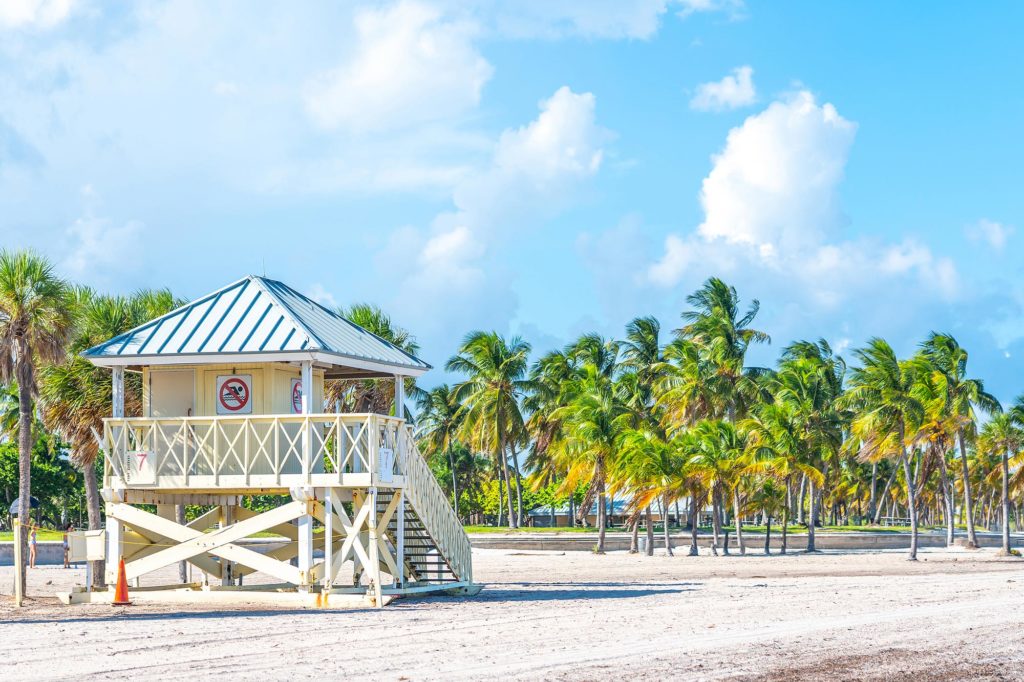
1, 0, 1022, 402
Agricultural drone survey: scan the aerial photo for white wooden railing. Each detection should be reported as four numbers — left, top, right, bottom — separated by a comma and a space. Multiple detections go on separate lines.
397, 425, 472, 582
103, 413, 407, 489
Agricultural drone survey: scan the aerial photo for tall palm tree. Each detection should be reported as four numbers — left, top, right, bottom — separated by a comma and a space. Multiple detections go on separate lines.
979, 411, 1023, 555
417, 384, 465, 518
846, 338, 924, 560
0, 250, 73, 599
39, 288, 179, 585
548, 362, 630, 551
615, 427, 686, 556
921, 333, 1000, 548
678, 277, 770, 422
687, 419, 749, 555
447, 331, 531, 528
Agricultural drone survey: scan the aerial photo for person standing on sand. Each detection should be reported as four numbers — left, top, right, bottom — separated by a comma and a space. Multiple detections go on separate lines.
63, 524, 73, 568
29, 527, 38, 568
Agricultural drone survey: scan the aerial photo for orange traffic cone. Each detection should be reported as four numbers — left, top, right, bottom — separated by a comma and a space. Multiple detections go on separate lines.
112, 557, 132, 606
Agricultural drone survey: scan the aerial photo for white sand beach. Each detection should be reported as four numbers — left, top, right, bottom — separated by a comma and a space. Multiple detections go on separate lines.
2, 547, 1022, 681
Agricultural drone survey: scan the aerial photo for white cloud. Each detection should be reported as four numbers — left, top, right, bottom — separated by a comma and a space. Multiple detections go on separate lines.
966, 218, 1013, 250
690, 65, 756, 111
677, 0, 746, 19
0, 0, 74, 29
61, 216, 143, 280
304, 1, 492, 133
697, 90, 856, 252
643, 90, 961, 306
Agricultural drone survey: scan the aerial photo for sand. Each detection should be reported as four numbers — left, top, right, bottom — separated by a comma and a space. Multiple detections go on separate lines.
2, 546, 1022, 681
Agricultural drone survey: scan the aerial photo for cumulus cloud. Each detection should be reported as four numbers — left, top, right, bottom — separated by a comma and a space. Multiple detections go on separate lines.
697, 90, 856, 252
966, 218, 1014, 251
690, 65, 756, 111
304, 1, 492, 133
643, 90, 961, 307
0, 0, 74, 29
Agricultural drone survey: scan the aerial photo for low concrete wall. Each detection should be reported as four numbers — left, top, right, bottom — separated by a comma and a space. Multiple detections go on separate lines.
469, 531, 1023, 552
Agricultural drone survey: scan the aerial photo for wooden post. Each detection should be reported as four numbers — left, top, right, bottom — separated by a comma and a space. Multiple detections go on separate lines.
220, 504, 234, 586
396, 489, 405, 587
297, 360, 315, 591
367, 487, 382, 606
106, 372, 124, 586
394, 374, 405, 421
323, 490, 333, 589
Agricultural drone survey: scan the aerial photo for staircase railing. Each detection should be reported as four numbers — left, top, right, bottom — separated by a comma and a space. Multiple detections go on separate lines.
397, 425, 472, 583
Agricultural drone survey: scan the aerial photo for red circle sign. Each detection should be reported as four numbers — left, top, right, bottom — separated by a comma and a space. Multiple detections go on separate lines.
219, 378, 250, 412
292, 380, 302, 413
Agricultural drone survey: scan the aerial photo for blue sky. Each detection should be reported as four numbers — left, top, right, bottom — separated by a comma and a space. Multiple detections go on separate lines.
1, 1, 1022, 402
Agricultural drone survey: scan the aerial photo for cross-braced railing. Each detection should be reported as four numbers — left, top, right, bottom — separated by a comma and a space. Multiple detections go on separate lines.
103, 413, 406, 489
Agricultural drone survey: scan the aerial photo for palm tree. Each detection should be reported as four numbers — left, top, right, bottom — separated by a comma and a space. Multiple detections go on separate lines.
615, 427, 684, 556
550, 364, 630, 552
447, 331, 531, 528
417, 384, 465, 518
39, 288, 179, 585
0, 250, 73, 600
326, 303, 421, 416
921, 333, 1000, 548
748, 479, 786, 555
846, 338, 924, 560
687, 419, 749, 555
978, 411, 1023, 555
776, 340, 847, 551
678, 277, 770, 423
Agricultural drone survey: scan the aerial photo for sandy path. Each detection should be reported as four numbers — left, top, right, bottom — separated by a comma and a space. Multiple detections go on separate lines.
2, 547, 1022, 681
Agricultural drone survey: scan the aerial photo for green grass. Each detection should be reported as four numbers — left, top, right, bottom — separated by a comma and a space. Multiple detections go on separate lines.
463, 523, 963, 535
0, 530, 64, 542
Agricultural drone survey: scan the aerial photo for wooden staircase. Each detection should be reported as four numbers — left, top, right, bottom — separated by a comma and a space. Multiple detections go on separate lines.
376, 490, 460, 585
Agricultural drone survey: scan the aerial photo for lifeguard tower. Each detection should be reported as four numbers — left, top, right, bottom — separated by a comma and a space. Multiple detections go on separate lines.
70, 276, 473, 607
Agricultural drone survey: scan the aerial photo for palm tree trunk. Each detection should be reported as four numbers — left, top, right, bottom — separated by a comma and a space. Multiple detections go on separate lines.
511, 448, 524, 527
764, 513, 772, 555
80, 459, 105, 588
867, 462, 878, 523
688, 490, 699, 556
936, 450, 955, 547
16, 375, 33, 600
733, 488, 745, 555
710, 488, 721, 556
629, 512, 639, 554
645, 504, 655, 557
663, 492, 674, 557
1001, 448, 1011, 555
496, 465, 505, 527
797, 475, 807, 525
447, 446, 459, 520
596, 479, 607, 553
499, 447, 516, 529
900, 446, 919, 561
806, 480, 817, 552
957, 429, 979, 548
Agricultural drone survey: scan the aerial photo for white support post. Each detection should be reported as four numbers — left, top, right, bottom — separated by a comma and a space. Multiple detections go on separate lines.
112, 366, 125, 418
105, 505, 122, 584
220, 504, 234, 586
323, 491, 333, 589
394, 374, 405, 421
298, 360, 315, 591
366, 487, 382, 606
396, 489, 405, 587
